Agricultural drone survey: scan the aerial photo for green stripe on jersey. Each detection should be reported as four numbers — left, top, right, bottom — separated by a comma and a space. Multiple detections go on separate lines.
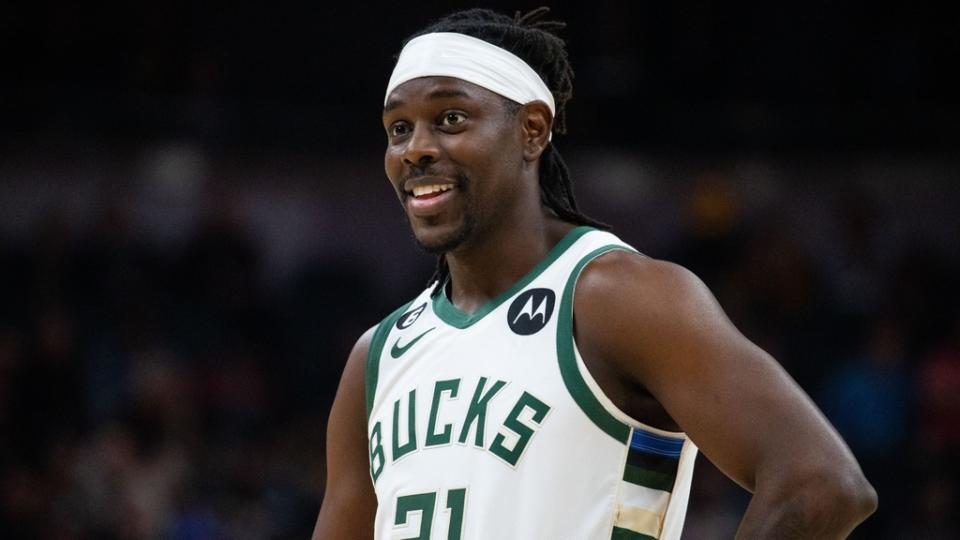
623, 464, 676, 493
611, 526, 657, 540
365, 300, 413, 420
557, 244, 636, 444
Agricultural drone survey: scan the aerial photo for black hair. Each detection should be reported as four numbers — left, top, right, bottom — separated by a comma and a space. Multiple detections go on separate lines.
400, 7, 609, 296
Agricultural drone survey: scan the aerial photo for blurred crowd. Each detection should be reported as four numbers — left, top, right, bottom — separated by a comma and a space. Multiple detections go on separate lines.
0, 147, 957, 539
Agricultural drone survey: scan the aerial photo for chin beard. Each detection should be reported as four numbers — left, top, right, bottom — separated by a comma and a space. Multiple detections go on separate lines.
414, 213, 477, 255
408, 171, 475, 255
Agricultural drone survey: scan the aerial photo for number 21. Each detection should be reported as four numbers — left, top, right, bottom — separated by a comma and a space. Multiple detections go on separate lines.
394, 488, 466, 540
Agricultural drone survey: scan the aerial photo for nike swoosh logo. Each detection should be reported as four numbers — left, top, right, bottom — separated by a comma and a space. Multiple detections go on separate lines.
390, 327, 436, 359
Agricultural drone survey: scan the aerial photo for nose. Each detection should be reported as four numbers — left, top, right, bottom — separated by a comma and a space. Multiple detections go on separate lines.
402, 123, 441, 167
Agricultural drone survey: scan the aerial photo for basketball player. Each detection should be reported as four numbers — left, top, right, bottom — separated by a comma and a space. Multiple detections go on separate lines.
313, 8, 876, 539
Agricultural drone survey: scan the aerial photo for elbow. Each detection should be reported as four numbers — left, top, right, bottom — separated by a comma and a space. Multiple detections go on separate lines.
780, 466, 879, 535
851, 474, 879, 521
826, 468, 878, 523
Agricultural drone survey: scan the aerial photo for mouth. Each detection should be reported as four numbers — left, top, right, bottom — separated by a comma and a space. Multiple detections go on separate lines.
402, 177, 459, 216
408, 183, 455, 199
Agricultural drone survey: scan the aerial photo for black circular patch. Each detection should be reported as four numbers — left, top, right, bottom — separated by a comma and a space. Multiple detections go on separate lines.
507, 288, 556, 335
396, 302, 427, 330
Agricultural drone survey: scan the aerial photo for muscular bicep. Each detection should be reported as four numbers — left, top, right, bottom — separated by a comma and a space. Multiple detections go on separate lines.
312, 328, 378, 540
575, 253, 856, 492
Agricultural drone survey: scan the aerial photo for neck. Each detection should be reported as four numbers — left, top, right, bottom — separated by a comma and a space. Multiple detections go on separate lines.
443, 212, 575, 315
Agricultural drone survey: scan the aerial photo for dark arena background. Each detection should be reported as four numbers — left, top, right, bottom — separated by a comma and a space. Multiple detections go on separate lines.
1, 2, 957, 538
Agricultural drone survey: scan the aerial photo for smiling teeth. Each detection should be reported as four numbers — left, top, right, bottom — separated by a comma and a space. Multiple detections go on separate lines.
412, 184, 454, 197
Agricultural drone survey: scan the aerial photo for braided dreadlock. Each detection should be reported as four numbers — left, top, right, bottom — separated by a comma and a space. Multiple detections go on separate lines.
398, 7, 609, 296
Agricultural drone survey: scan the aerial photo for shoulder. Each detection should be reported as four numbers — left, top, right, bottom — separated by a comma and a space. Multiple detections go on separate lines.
342, 296, 415, 391
355, 298, 423, 401
365, 298, 421, 357
353, 325, 376, 361
575, 249, 712, 320
350, 299, 415, 370
340, 325, 377, 391
573, 249, 728, 383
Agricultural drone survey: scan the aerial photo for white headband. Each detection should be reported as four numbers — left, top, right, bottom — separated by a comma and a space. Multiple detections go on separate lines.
384, 32, 556, 118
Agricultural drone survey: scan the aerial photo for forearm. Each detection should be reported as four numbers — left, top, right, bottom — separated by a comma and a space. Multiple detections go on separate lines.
312, 485, 377, 540
735, 472, 877, 539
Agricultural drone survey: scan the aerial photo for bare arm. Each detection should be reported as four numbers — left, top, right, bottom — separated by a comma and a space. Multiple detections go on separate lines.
575, 252, 877, 539
311, 327, 378, 540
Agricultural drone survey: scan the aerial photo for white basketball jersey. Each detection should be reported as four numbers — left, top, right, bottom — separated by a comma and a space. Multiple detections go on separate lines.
365, 227, 698, 540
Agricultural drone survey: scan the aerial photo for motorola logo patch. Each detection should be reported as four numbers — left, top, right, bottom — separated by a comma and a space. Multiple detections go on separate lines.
507, 288, 556, 335
396, 302, 427, 330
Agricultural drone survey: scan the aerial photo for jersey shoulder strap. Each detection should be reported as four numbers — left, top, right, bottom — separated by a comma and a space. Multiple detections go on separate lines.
364, 299, 415, 420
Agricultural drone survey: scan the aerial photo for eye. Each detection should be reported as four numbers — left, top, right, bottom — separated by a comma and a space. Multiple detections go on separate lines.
441, 112, 467, 127
389, 122, 410, 138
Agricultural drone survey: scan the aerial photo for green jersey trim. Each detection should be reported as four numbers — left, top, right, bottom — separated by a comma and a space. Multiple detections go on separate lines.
365, 300, 414, 421
557, 244, 637, 444
611, 526, 657, 540
432, 226, 594, 329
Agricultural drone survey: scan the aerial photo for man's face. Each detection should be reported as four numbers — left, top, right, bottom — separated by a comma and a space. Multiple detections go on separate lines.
382, 77, 525, 254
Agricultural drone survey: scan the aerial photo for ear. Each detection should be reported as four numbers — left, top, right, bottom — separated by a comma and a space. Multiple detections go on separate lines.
519, 101, 553, 162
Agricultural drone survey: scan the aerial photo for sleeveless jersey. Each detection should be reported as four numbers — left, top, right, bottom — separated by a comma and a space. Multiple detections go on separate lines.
365, 227, 698, 540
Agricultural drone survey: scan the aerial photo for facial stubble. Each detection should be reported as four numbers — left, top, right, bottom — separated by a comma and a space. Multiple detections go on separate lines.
407, 172, 476, 255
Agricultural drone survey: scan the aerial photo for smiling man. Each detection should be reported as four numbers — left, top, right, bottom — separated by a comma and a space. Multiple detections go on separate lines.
312, 7, 876, 540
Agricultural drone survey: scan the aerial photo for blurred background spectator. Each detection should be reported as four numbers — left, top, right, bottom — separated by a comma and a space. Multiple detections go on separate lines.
1, 2, 957, 538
